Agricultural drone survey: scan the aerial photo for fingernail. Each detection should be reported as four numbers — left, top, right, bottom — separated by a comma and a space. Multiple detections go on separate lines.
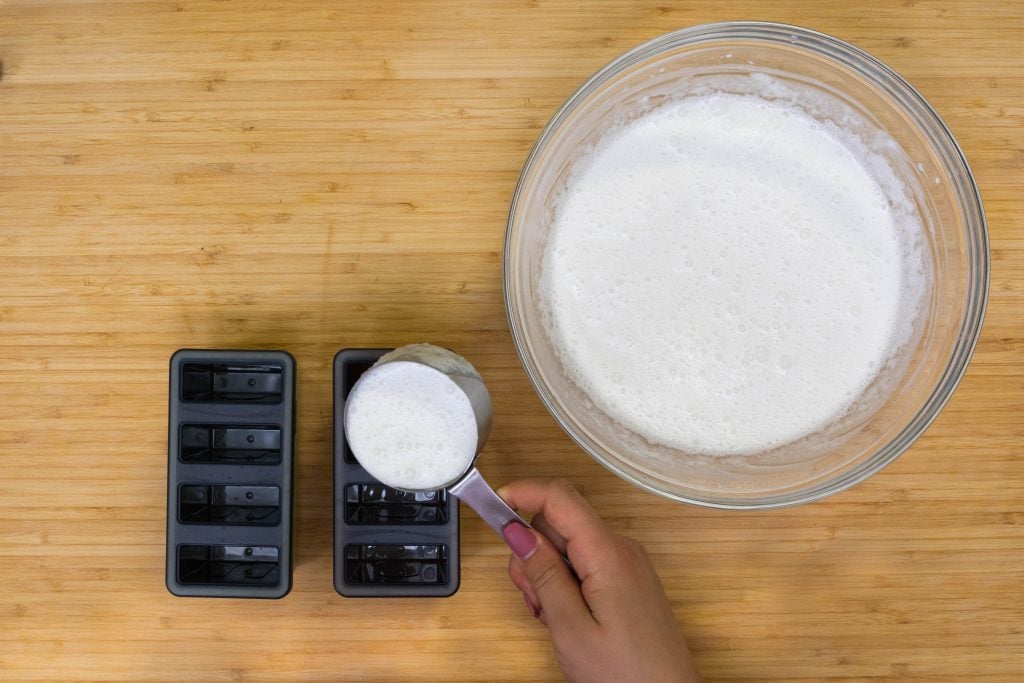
503, 522, 537, 560
522, 592, 541, 619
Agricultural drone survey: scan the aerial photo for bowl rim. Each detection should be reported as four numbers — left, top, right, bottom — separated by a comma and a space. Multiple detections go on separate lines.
502, 21, 990, 510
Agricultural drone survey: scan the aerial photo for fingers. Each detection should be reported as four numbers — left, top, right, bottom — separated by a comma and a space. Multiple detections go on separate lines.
530, 511, 568, 556
508, 554, 542, 620
508, 553, 536, 601
503, 522, 595, 638
497, 478, 616, 577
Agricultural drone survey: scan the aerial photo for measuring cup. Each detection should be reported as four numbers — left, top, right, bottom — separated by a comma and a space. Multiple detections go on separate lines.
343, 344, 530, 537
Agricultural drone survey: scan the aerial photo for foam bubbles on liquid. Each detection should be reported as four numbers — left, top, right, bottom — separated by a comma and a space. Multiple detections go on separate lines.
539, 89, 928, 456
345, 361, 478, 489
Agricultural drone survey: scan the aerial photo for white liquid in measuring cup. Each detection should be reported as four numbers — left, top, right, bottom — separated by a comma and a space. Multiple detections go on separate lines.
539, 85, 928, 456
345, 360, 478, 490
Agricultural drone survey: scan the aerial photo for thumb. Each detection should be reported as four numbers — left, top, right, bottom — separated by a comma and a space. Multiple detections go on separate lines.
503, 522, 595, 636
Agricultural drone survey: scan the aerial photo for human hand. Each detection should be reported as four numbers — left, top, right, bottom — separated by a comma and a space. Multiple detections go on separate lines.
497, 478, 702, 683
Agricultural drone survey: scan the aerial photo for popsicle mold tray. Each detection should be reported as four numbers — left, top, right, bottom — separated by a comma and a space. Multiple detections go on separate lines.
166, 350, 295, 598
334, 349, 460, 597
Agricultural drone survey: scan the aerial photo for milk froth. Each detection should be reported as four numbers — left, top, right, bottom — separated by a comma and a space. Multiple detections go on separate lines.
539, 88, 927, 456
345, 361, 478, 490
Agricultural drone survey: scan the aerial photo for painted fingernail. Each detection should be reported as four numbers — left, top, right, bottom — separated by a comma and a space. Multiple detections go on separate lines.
503, 522, 537, 560
523, 592, 541, 619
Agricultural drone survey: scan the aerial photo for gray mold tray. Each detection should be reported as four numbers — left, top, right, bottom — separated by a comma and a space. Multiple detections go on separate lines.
333, 349, 460, 597
166, 349, 295, 598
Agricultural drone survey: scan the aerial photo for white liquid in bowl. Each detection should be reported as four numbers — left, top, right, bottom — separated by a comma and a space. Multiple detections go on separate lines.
539, 88, 928, 456
345, 361, 478, 490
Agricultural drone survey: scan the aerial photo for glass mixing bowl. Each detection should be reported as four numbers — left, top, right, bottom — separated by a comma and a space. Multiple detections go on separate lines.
503, 22, 989, 509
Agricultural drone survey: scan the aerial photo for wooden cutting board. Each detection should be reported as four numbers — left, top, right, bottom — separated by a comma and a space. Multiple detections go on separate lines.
1, 1, 1022, 680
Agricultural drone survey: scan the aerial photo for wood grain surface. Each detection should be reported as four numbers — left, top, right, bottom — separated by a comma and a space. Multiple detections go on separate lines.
1, 1, 1022, 681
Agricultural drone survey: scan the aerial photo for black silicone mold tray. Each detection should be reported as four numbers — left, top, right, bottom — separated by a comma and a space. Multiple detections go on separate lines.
333, 349, 460, 597
166, 349, 295, 598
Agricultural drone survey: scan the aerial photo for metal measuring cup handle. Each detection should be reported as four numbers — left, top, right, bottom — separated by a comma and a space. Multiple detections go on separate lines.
450, 467, 577, 577
448, 467, 529, 535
